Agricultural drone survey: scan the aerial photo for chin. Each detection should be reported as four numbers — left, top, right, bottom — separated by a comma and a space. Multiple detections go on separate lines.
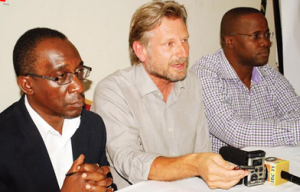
168, 71, 187, 82
62, 109, 83, 119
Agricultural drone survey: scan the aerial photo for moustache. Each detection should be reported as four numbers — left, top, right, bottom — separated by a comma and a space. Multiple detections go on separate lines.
169, 57, 188, 65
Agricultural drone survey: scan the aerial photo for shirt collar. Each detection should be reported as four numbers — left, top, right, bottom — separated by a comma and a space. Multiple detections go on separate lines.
134, 64, 185, 97
218, 48, 268, 83
24, 95, 80, 139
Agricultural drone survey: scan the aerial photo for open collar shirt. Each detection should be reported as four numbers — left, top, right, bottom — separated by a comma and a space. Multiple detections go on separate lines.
25, 96, 80, 188
91, 64, 211, 184
191, 49, 300, 153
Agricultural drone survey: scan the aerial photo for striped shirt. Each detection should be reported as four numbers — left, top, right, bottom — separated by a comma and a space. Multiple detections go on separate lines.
191, 49, 300, 153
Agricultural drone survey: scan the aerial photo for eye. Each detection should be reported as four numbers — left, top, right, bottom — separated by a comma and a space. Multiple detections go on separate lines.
251, 34, 260, 40
182, 38, 188, 43
76, 68, 84, 74
57, 73, 67, 79
166, 42, 174, 47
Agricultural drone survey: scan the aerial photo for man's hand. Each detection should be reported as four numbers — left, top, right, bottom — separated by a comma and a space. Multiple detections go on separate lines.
61, 154, 113, 192
196, 153, 248, 189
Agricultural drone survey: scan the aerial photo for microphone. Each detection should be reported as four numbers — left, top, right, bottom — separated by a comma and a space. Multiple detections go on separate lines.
265, 157, 300, 186
281, 171, 300, 186
265, 157, 289, 186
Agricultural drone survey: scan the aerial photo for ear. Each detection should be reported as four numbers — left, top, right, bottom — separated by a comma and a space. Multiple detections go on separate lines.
132, 41, 147, 63
17, 76, 34, 95
224, 35, 234, 49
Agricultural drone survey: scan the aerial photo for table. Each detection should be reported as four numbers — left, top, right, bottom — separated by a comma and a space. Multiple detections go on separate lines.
118, 144, 300, 192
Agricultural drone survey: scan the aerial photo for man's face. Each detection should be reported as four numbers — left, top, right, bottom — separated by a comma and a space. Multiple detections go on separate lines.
29, 38, 85, 119
143, 17, 189, 82
231, 13, 272, 67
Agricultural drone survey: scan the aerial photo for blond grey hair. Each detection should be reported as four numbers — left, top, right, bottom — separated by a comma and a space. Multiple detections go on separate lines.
129, 0, 187, 65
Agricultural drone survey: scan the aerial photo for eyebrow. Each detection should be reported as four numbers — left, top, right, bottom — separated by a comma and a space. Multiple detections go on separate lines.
54, 61, 84, 71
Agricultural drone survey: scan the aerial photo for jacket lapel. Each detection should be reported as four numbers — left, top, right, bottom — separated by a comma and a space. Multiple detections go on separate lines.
71, 111, 88, 161
13, 96, 59, 192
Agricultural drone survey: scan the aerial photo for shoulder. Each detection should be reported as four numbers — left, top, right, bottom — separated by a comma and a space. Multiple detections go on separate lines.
258, 64, 286, 81
0, 100, 21, 132
81, 110, 105, 127
191, 49, 223, 76
94, 66, 135, 95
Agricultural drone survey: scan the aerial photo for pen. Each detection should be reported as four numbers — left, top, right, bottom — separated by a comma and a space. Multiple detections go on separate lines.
65, 172, 77, 177
234, 165, 255, 170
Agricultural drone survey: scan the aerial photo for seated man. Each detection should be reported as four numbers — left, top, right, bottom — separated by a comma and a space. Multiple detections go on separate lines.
191, 7, 300, 153
0, 28, 115, 192
91, 0, 247, 190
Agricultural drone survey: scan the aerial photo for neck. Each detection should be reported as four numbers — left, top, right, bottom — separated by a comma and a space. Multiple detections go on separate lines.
27, 97, 64, 134
141, 63, 175, 102
224, 50, 253, 89
148, 73, 173, 103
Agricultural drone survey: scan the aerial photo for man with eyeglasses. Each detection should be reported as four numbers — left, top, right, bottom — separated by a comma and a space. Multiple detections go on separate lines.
0, 28, 115, 192
191, 7, 300, 153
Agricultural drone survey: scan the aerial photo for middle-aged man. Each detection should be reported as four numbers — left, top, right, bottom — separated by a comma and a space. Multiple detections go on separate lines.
191, 7, 300, 153
0, 28, 115, 192
91, 1, 247, 190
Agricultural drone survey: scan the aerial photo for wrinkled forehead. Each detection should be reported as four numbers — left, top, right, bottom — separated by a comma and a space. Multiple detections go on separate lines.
34, 38, 82, 73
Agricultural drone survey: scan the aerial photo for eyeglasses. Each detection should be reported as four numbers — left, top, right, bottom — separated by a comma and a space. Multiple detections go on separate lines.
229, 32, 274, 41
26, 65, 92, 85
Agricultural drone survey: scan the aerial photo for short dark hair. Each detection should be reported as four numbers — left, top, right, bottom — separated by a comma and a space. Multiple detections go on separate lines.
13, 27, 67, 76
220, 7, 262, 45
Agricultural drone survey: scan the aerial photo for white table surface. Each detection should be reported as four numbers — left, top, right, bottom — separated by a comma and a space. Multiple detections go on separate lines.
118, 144, 300, 192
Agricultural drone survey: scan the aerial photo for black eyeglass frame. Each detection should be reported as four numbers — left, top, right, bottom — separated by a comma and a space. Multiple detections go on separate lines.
26, 65, 92, 85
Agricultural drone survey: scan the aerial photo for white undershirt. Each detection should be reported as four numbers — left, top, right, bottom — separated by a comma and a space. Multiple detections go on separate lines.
24, 96, 80, 188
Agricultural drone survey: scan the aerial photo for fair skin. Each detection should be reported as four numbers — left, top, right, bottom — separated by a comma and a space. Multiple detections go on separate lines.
223, 13, 272, 89
17, 38, 113, 192
133, 17, 248, 189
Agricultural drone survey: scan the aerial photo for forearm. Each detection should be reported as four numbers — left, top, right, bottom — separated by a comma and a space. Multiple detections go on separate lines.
148, 154, 200, 181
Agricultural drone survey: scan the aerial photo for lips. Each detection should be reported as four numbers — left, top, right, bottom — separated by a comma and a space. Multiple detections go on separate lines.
171, 63, 186, 70
258, 49, 270, 56
69, 99, 84, 108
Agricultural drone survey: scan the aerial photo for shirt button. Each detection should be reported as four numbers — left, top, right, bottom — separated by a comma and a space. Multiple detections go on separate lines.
168, 128, 173, 132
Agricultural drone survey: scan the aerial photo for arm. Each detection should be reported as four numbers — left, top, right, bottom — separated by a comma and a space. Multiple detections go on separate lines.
149, 153, 248, 189
91, 81, 159, 183
191, 59, 300, 149
91, 77, 247, 189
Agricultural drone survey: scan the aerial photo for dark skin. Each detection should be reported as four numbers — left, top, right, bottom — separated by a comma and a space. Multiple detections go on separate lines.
222, 13, 272, 89
17, 38, 113, 192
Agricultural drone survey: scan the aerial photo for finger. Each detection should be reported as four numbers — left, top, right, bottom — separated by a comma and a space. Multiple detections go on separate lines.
82, 172, 107, 182
67, 154, 85, 174
99, 166, 111, 175
79, 163, 100, 173
85, 184, 109, 192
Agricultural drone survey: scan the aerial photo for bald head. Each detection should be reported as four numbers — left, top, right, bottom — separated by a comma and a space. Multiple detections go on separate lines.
220, 7, 263, 46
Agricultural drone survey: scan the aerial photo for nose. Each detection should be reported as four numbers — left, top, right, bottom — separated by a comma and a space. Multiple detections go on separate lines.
69, 74, 85, 93
260, 36, 272, 47
176, 41, 189, 58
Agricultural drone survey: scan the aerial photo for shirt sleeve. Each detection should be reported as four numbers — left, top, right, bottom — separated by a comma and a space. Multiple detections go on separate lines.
91, 79, 159, 184
191, 59, 300, 150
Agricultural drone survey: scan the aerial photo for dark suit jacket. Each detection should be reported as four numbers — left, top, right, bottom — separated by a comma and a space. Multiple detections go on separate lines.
0, 96, 109, 192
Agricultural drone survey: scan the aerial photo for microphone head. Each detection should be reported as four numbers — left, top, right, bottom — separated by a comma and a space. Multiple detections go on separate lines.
265, 157, 289, 186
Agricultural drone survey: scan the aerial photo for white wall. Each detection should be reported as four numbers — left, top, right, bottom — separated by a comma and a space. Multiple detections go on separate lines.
1, 0, 277, 112
281, 0, 300, 95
